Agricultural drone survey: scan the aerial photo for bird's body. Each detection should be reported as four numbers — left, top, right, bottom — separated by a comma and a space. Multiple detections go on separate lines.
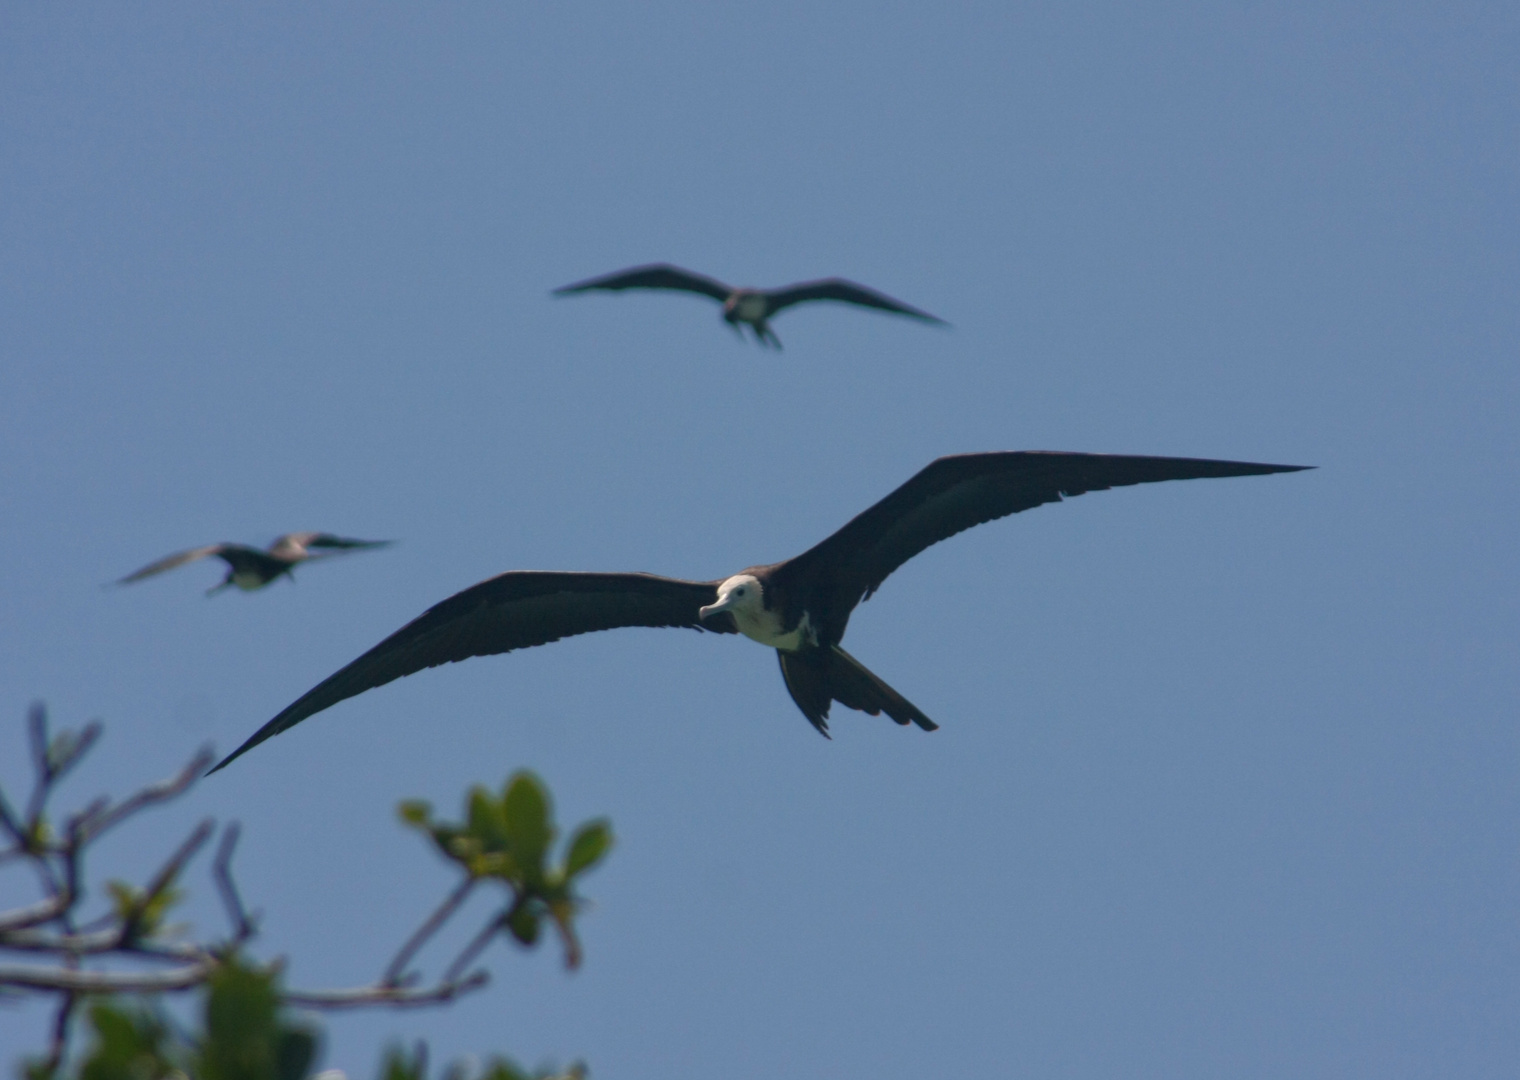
553, 263, 946, 348
118, 532, 393, 595
208, 451, 1308, 773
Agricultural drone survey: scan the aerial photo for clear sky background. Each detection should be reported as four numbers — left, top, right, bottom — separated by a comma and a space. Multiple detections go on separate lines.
2, 3, 1516, 1077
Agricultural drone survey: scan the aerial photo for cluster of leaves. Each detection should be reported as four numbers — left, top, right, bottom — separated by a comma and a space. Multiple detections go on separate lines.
27, 960, 317, 1080
379, 1042, 585, 1080
4, 706, 613, 1080
398, 773, 613, 970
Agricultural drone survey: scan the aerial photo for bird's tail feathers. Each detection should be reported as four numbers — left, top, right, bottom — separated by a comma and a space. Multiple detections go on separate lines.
827, 645, 937, 731
776, 646, 938, 736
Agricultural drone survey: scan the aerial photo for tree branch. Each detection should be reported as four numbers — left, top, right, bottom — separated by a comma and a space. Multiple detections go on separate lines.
4, 705, 603, 1068
0, 894, 69, 935
212, 822, 257, 945
441, 911, 506, 988
0, 961, 217, 994
283, 970, 491, 1010
42, 992, 77, 1078
382, 877, 476, 986
78, 746, 215, 844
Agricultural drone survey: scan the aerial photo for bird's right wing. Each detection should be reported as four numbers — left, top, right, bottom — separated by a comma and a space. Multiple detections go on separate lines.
116, 544, 233, 584
551, 263, 733, 302
209, 571, 732, 773
273, 533, 395, 562
763, 278, 947, 323
279, 532, 394, 551
782, 452, 1312, 622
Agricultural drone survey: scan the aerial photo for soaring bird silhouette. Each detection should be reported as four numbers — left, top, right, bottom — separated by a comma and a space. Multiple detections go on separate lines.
118, 533, 393, 595
209, 452, 1308, 772
552, 263, 946, 348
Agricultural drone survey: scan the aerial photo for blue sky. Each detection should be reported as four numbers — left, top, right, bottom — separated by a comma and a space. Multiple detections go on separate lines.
2, 3, 1516, 1076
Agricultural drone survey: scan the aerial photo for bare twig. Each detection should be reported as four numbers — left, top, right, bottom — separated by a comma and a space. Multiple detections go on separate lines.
213, 823, 256, 945
55, 723, 103, 782
382, 877, 477, 986
441, 911, 506, 988
78, 746, 215, 843
41, 992, 77, 1078
0, 930, 207, 962
0, 961, 218, 994
0, 894, 70, 935
283, 971, 490, 1010
24, 702, 51, 826
0, 786, 25, 849
121, 818, 215, 939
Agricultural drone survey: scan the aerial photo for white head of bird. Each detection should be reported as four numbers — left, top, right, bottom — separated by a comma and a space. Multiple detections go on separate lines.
701, 574, 818, 651
697, 574, 769, 641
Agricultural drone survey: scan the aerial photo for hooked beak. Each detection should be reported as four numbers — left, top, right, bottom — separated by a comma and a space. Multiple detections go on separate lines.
699, 594, 734, 621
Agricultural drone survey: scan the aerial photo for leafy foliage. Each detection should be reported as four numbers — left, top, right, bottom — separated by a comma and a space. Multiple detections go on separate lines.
398, 772, 613, 969
45, 959, 316, 1080
378, 1043, 586, 1080
5, 708, 614, 1080
198, 962, 318, 1080
72, 1004, 174, 1080
104, 880, 187, 943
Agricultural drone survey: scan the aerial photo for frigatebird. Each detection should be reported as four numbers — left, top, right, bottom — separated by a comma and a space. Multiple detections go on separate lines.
208, 452, 1308, 773
118, 533, 393, 595
552, 263, 946, 348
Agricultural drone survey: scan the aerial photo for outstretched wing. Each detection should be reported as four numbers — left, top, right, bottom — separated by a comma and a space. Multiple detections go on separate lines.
552, 263, 733, 303
780, 452, 1311, 631
271, 533, 394, 562
209, 571, 733, 773
763, 278, 946, 323
117, 543, 235, 584
277, 532, 393, 551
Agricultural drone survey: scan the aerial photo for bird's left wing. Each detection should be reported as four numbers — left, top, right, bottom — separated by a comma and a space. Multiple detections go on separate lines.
763, 278, 946, 323
552, 263, 733, 302
116, 544, 232, 584
781, 452, 1311, 624
209, 571, 730, 773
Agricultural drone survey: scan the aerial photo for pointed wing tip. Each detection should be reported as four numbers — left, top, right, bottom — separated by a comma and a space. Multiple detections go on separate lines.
206, 731, 268, 774
205, 714, 293, 774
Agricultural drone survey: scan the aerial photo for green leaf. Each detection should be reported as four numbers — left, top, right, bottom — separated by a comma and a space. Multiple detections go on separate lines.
563, 820, 613, 878
397, 800, 432, 827
379, 1043, 429, 1080
106, 880, 141, 921
198, 958, 319, 1080
276, 1028, 319, 1080
505, 903, 541, 946
48, 730, 77, 771
78, 1001, 177, 1080
475, 1059, 533, 1080
467, 786, 509, 850
502, 772, 551, 874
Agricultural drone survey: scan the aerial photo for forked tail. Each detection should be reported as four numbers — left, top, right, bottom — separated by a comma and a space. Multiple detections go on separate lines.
777, 645, 938, 737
